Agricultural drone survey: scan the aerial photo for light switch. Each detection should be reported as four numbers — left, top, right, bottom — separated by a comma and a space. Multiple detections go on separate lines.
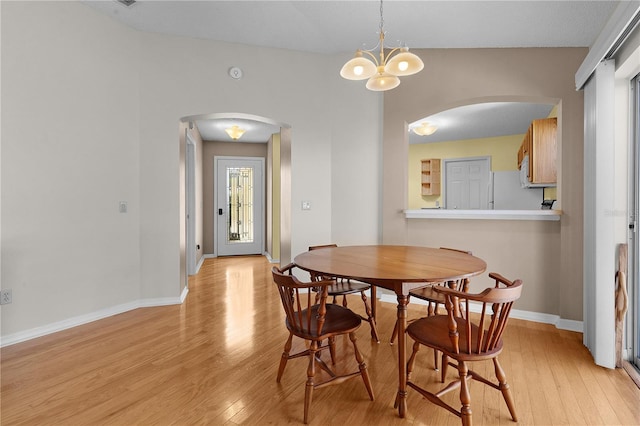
301, 201, 311, 210
119, 201, 128, 213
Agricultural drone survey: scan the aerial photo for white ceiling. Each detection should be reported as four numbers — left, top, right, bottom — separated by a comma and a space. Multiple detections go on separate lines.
195, 117, 282, 144
83, 0, 618, 143
408, 102, 555, 144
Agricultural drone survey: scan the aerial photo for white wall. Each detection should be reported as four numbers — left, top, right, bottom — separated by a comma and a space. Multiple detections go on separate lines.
329, 55, 383, 246
1, 2, 381, 341
1, 2, 142, 338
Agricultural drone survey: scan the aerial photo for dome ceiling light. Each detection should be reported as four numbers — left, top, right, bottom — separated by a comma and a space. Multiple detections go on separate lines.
225, 125, 246, 140
412, 122, 438, 136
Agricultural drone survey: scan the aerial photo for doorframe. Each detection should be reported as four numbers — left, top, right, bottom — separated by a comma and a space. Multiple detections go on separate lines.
213, 155, 265, 257
629, 75, 639, 375
186, 131, 197, 275
442, 156, 491, 209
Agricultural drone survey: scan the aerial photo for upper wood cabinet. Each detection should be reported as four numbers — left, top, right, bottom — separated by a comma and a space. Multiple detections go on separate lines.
518, 117, 557, 185
421, 158, 441, 195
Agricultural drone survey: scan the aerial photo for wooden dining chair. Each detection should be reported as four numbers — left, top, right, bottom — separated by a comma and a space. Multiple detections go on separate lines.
405, 272, 523, 426
273, 263, 375, 424
390, 247, 472, 373
308, 244, 380, 342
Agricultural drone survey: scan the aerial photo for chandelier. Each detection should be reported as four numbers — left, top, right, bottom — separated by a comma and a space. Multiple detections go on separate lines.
340, 0, 424, 91
225, 125, 246, 140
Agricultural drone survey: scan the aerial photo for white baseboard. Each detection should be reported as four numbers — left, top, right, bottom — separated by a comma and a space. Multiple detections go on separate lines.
195, 255, 206, 274
204, 252, 278, 264
1, 294, 185, 348
2, 284, 583, 348
378, 294, 583, 333
179, 285, 189, 303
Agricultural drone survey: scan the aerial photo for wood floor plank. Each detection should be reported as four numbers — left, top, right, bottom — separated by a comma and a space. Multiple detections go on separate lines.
2, 256, 639, 425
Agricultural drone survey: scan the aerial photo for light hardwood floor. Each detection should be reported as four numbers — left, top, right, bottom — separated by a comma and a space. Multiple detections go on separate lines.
2, 256, 639, 425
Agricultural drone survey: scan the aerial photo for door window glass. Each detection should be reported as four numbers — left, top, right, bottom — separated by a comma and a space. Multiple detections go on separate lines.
226, 167, 254, 244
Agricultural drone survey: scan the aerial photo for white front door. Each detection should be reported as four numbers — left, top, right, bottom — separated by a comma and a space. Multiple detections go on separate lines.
215, 157, 264, 256
444, 157, 491, 209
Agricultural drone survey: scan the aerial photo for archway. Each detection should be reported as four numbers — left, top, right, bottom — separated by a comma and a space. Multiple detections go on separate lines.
178, 113, 291, 292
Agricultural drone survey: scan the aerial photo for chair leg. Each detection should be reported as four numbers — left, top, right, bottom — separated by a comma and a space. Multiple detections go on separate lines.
493, 358, 518, 422
304, 341, 318, 424
329, 336, 336, 364
390, 318, 399, 345
425, 302, 440, 371
458, 361, 472, 426
441, 354, 448, 383
360, 290, 380, 342
427, 301, 435, 316
277, 333, 293, 383
406, 341, 421, 381
342, 295, 348, 307
349, 331, 375, 401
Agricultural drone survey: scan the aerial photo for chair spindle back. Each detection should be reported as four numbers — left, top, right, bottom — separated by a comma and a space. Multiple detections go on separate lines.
440, 272, 522, 356
273, 264, 331, 337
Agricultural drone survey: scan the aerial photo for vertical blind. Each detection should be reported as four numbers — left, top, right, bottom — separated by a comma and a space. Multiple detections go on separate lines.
583, 60, 617, 368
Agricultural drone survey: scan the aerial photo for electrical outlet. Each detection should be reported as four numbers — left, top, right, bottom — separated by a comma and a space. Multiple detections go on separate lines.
1, 289, 12, 305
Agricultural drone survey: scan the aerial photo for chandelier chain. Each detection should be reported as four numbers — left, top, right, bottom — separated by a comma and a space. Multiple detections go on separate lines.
379, 0, 384, 34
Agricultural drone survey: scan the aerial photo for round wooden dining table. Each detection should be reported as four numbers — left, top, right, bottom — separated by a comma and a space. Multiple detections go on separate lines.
294, 245, 487, 418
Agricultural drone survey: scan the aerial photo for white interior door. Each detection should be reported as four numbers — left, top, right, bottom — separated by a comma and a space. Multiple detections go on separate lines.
444, 157, 491, 209
215, 157, 264, 256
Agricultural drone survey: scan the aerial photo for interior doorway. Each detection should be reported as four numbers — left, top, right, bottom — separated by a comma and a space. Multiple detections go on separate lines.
179, 113, 292, 290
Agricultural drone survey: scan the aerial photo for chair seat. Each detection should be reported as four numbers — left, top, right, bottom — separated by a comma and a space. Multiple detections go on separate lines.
327, 280, 370, 296
406, 315, 503, 361
409, 285, 444, 303
286, 304, 362, 340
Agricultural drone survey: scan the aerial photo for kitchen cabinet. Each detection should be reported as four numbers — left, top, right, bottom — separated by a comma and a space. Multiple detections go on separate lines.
518, 117, 556, 185
421, 158, 441, 195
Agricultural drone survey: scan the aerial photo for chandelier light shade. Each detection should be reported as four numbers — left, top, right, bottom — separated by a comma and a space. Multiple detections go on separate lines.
340, 0, 424, 91
412, 122, 438, 136
385, 48, 424, 76
225, 125, 246, 140
340, 51, 377, 80
366, 71, 400, 91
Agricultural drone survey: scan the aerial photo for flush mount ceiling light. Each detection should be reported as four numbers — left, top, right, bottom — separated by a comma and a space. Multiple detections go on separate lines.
225, 125, 246, 140
340, 0, 424, 91
412, 122, 438, 136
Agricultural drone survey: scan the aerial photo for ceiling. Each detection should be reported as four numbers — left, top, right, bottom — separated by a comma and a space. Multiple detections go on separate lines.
408, 102, 555, 144
194, 116, 282, 144
83, 0, 619, 143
